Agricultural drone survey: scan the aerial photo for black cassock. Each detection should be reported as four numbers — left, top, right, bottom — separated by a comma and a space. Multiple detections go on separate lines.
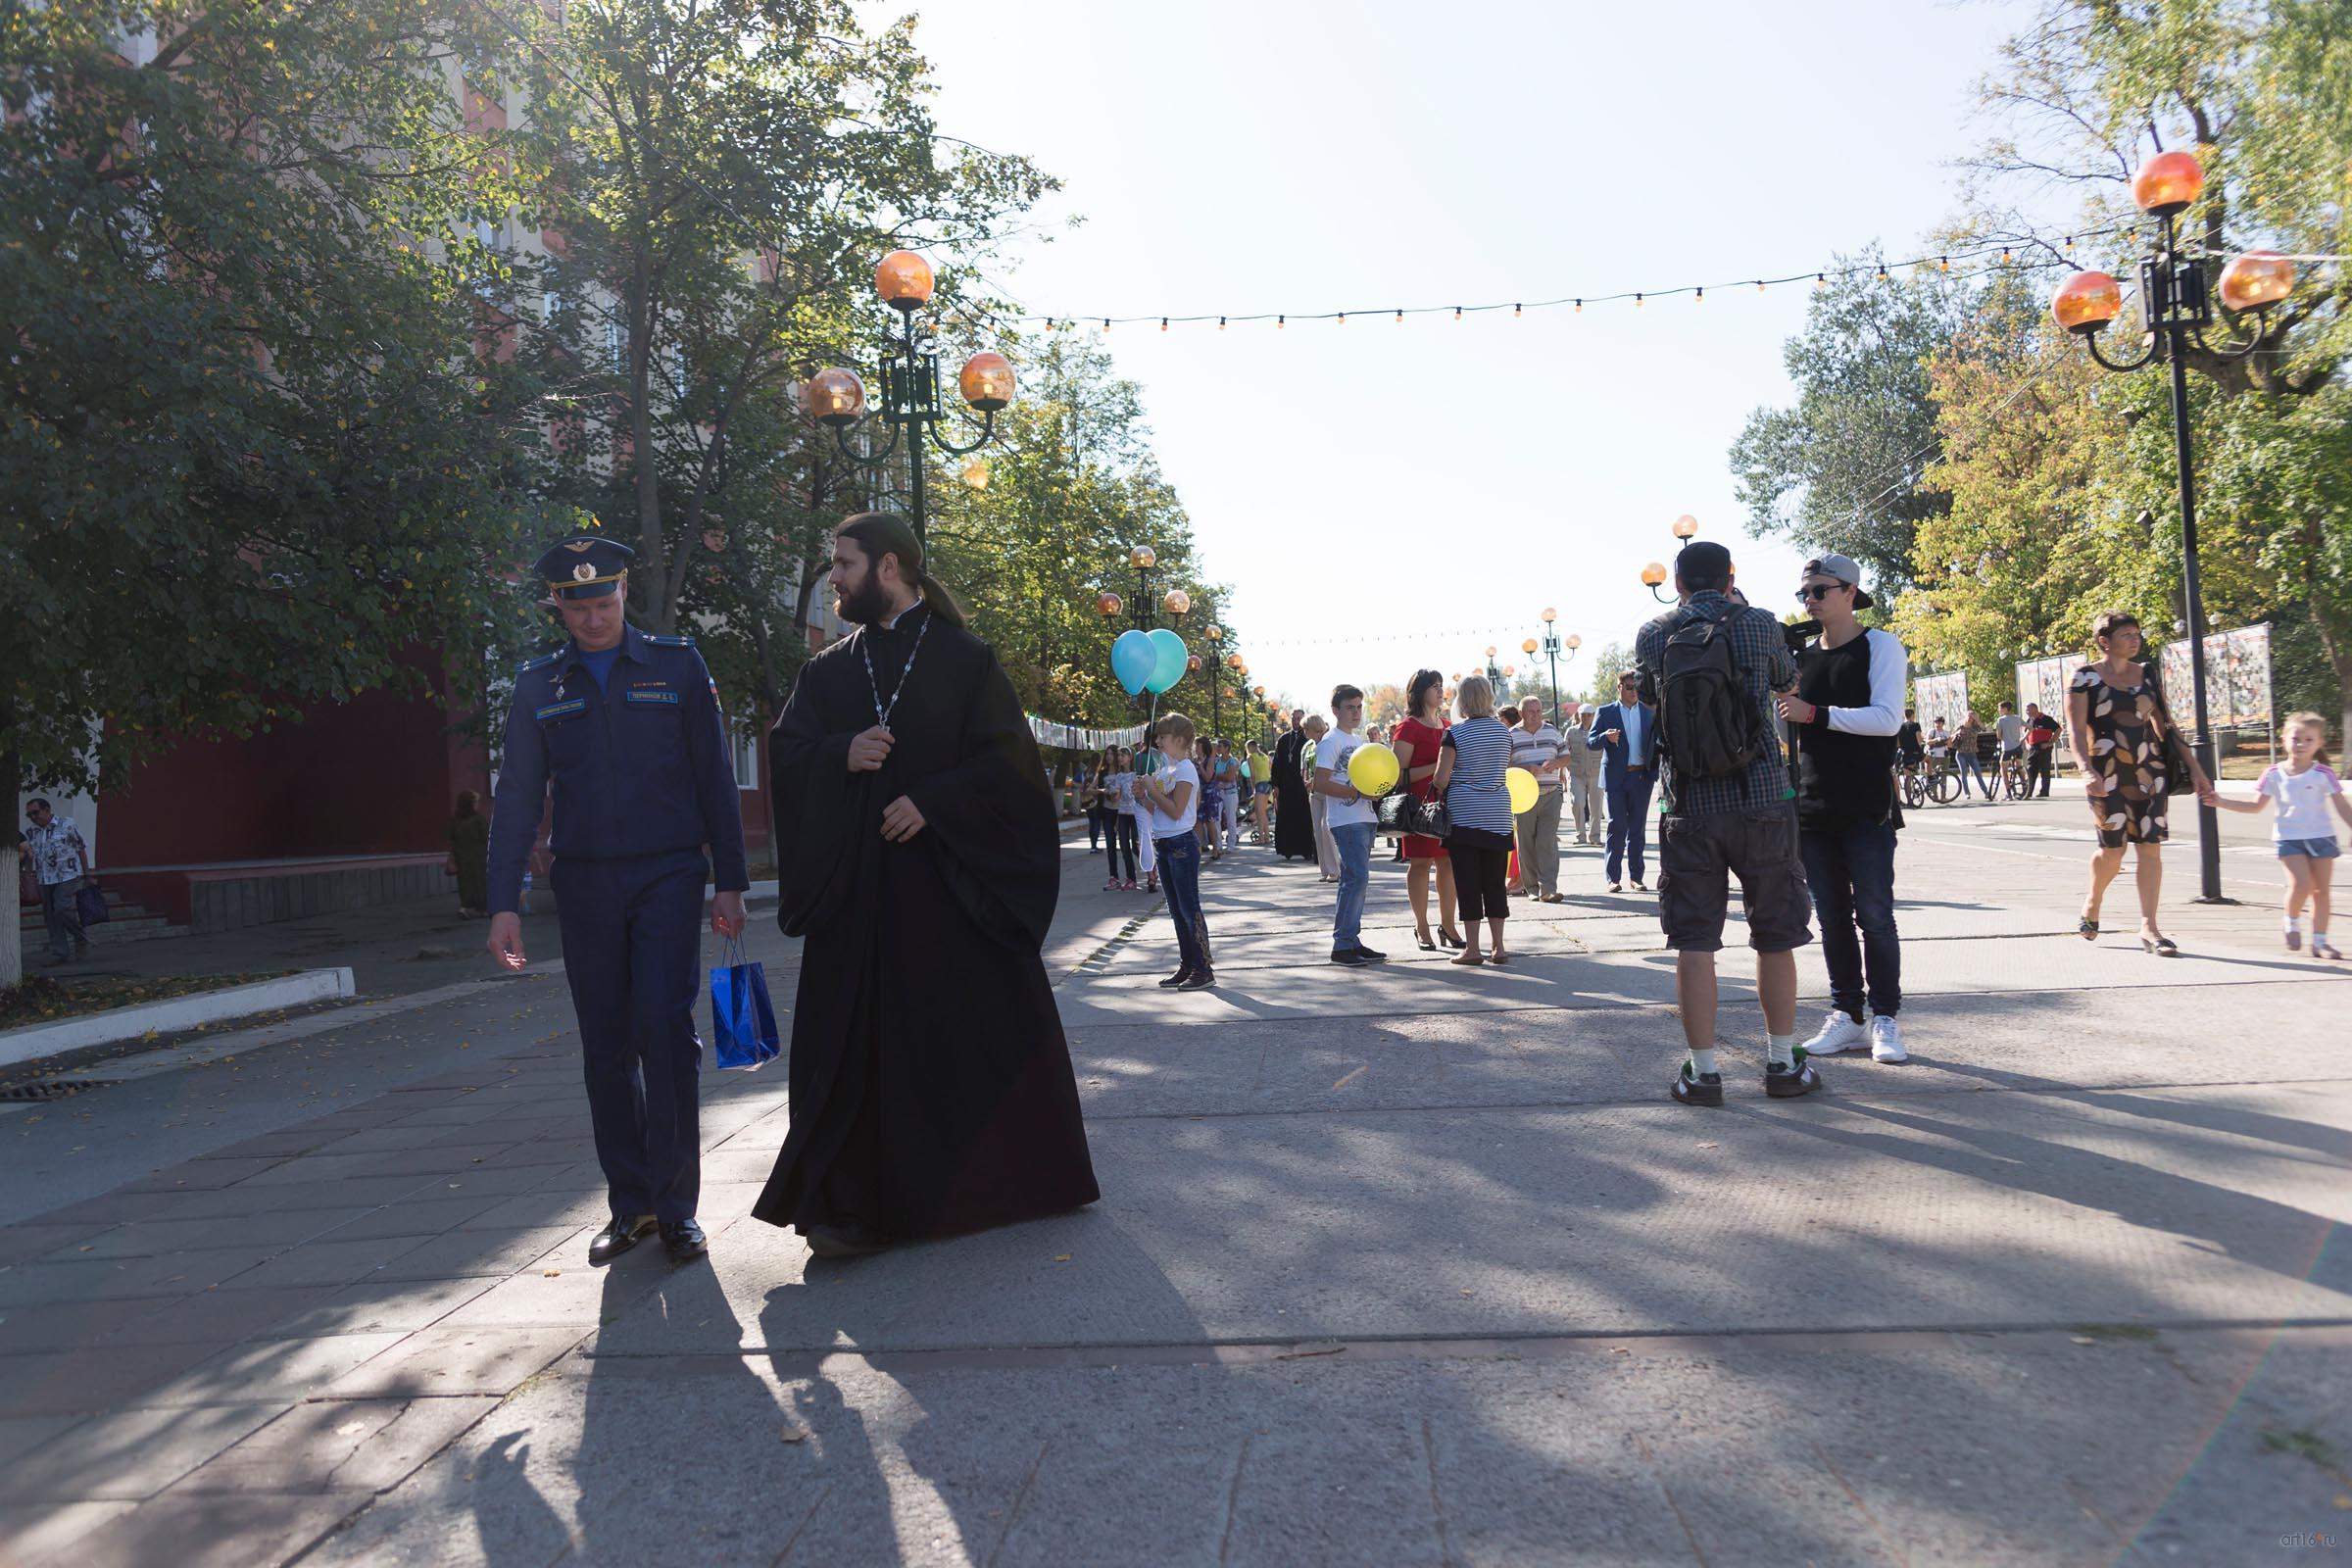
754, 603, 1100, 1240
1272, 728, 1315, 861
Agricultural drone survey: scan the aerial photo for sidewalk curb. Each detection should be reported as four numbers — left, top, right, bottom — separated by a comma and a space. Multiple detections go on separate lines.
0, 968, 357, 1072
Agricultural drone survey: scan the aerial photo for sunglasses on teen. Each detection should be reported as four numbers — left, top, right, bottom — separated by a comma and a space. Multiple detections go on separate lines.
1795, 582, 1848, 603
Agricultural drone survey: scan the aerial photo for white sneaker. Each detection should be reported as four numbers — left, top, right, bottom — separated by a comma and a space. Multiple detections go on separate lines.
1869, 1014, 1908, 1064
1802, 1011, 1868, 1056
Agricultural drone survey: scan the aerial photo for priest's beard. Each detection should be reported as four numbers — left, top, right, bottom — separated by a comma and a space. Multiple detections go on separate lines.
837, 570, 895, 628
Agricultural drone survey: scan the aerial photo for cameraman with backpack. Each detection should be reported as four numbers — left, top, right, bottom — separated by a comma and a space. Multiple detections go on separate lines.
1634, 541, 1821, 1108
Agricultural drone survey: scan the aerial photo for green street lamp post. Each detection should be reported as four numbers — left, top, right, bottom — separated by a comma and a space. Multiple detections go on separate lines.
805, 250, 1016, 543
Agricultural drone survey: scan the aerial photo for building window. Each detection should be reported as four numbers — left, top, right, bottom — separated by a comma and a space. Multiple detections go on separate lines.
732, 725, 758, 790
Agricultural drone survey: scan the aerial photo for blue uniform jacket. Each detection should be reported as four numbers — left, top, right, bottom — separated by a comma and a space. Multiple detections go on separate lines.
1584, 700, 1656, 780
486, 622, 751, 915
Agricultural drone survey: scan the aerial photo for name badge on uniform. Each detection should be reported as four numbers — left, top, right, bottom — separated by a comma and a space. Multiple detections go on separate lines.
535, 697, 588, 721
625, 686, 679, 706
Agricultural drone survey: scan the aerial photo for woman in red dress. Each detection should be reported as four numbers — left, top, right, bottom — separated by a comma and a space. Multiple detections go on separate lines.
1393, 669, 1464, 951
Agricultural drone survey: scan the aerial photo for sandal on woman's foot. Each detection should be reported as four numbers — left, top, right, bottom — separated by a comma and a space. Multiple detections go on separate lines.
1414, 929, 1438, 952
1448, 950, 1485, 967
1437, 927, 1466, 950
2140, 933, 2180, 956
1488, 951, 1510, 966
2078, 914, 2101, 941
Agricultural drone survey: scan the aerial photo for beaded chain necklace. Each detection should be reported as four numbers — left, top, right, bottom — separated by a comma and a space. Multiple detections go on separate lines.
861, 604, 931, 730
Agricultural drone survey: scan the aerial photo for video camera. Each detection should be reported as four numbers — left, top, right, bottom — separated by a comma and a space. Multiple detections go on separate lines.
1783, 617, 1822, 654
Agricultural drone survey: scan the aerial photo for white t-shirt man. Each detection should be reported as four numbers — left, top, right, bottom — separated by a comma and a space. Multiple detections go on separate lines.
1149, 758, 1201, 838
1316, 728, 1376, 829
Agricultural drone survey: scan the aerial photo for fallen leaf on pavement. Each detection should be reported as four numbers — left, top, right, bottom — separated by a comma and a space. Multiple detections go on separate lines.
1053, 1253, 1071, 1262
780, 1424, 809, 1443
542, 1269, 562, 1278
2069, 1336, 2095, 1346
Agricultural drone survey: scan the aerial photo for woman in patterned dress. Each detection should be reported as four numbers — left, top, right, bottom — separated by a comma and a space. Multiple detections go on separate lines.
2066, 612, 2214, 956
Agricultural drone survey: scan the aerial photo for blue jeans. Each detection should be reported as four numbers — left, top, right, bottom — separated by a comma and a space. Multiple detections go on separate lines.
1331, 822, 1375, 952
1955, 752, 1991, 799
1604, 770, 1655, 883
1155, 831, 1211, 975
1798, 819, 1901, 1019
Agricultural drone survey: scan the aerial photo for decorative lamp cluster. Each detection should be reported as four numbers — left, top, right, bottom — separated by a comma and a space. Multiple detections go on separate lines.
807, 251, 1019, 431
2050, 152, 2297, 338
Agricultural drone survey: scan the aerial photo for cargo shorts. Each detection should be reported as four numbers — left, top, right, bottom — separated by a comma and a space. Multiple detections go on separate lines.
1657, 807, 1816, 954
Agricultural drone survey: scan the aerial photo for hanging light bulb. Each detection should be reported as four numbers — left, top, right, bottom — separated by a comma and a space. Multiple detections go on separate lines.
1277, 315, 1285, 329
1815, 273, 1827, 289
1218, 316, 1226, 330
1395, 309, 1403, 323
1514, 303, 1522, 318
1159, 318, 1167, 331
1337, 312, 1347, 325
1453, 306, 1461, 321
1101, 318, 1110, 334
1694, 287, 1703, 303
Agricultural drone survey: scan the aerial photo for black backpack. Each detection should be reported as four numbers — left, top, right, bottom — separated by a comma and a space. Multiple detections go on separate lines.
1656, 604, 1763, 781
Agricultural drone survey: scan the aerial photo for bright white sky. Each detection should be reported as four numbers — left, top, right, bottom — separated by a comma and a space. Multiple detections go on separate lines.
910, 0, 2040, 715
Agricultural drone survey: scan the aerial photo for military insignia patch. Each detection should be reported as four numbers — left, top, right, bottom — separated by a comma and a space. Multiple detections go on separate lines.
564, 539, 595, 553
573, 563, 596, 582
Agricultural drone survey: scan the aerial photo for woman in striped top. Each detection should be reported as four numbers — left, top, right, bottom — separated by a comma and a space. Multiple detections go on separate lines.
1433, 674, 1517, 966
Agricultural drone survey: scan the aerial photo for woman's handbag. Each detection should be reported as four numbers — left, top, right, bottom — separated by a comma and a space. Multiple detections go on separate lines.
2144, 674, 2199, 798
1377, 791, 1449, 839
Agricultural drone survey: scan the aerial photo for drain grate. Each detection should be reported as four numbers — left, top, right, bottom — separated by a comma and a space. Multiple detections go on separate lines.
0, 1080, 120, 1103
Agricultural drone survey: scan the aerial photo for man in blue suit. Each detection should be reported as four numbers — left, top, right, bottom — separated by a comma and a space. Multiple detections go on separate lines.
1587, 669, 1656, 892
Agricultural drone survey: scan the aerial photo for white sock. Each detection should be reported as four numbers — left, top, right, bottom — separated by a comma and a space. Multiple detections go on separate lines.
2315, 929, 2329, 946
1689, 1047, 1719, 1077
2285, 914, 2302, 935
1768, 1032, 1796, 1067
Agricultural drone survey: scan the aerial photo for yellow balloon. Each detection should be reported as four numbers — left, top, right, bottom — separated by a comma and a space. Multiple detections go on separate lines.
1348, 742, 1401, 798
1505, 766, 1540, 814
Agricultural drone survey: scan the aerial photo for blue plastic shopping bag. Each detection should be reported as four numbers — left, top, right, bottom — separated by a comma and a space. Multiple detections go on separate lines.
708, 936, 779, 1071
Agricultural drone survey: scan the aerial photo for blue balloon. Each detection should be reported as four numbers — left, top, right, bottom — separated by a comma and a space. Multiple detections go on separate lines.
1147, 628, 1188, 696
1111, 629, 1156, 696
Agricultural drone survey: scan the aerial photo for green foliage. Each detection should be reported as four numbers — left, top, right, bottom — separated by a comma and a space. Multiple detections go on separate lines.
1730, 257, 1984, 597
928, 334, 1246, 737
1584, 641, 1632, 705
505, 0, 1056, 653
1937, 0, 2352, 737
1, 1, 556, 793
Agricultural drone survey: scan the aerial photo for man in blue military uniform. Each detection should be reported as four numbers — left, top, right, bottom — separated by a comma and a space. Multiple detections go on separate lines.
486, 534, 750, 1267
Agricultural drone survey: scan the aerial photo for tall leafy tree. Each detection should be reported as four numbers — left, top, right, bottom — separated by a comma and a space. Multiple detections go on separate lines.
1, 0, 550, 798
503, 0, 1054, 641
1729, 257, 1983, 597
931, 333, 1234, 736
1962, 0, 2350, 734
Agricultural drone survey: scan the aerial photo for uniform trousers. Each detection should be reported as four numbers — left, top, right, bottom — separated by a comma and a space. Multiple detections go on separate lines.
550, 849, 708, 1224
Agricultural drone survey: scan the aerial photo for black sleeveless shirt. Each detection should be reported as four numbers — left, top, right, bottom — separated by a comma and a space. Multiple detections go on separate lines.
1792, 632, 1898, 828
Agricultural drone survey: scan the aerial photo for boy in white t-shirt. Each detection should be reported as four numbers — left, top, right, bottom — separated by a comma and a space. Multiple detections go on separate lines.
1311, 684, 1385, 965
1135, 711, 1213, 990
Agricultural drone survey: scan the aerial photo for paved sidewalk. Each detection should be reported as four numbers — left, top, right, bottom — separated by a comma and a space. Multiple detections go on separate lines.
1, 824, 2347, 1565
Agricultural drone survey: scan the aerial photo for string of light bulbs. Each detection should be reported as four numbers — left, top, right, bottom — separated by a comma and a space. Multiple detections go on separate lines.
1018, 235, 2175, 335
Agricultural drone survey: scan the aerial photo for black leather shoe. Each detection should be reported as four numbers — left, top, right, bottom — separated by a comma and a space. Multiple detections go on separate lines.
588, 1213, 658, 1266
804, 1222, 887, 1259
661, 1218, 708, 1265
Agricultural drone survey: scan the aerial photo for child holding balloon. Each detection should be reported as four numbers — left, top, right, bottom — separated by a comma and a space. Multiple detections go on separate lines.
1136, 712, 1215, 990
